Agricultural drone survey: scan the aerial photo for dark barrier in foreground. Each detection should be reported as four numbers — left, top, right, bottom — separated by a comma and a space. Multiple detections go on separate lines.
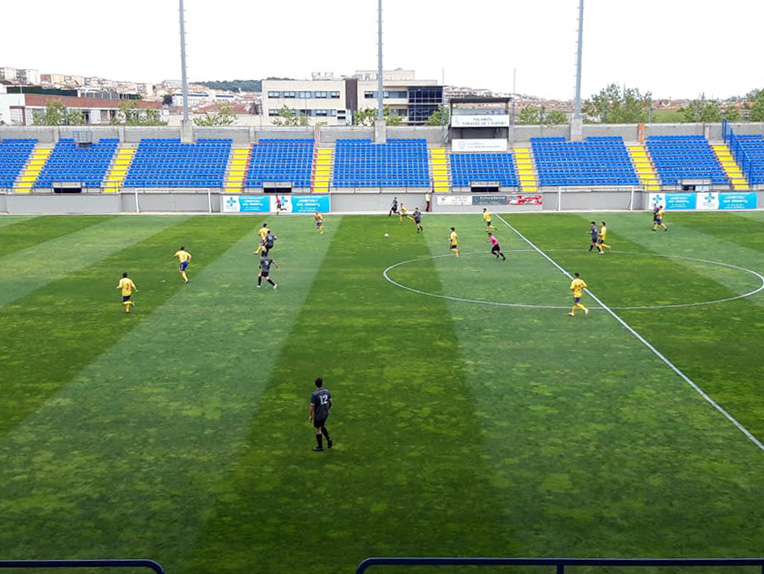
357, 557, 764, 574
0, 559, 164, 574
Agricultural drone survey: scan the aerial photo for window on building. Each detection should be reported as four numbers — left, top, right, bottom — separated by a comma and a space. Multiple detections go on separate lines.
268, 91, 281, 98
330, 91, 340, 99
284, 91, 296, 98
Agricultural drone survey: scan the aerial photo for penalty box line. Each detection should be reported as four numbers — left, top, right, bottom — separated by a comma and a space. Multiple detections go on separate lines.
495, 214, 764, 455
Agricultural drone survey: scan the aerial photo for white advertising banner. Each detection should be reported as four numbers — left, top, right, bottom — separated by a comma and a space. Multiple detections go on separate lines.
451, 139, 508, 152
436, 195, 472, 206
451, 115, 510, 128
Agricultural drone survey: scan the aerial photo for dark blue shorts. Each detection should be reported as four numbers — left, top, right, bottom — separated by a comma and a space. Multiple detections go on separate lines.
313, 417, 327, 429
122, 295, 131, 302
573, 297, 581, 303
180, 261, 189, 271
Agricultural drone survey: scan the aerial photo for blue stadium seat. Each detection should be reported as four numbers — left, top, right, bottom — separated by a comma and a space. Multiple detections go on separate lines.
449, 153, 519, 187
333, 139, 430, 188
646, 135, 729, 186
531, 136, 639, 187
0, 139, 38, 188
731, 135, 764, 184
246, 140, 315, 188
123, 139, 232, 188
34, 138, 119, 188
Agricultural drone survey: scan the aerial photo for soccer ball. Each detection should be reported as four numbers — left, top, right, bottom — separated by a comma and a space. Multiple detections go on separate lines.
383, 233, 389, 238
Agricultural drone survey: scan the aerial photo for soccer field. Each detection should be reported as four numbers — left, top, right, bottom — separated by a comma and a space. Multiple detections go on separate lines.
1, 211, 764, 574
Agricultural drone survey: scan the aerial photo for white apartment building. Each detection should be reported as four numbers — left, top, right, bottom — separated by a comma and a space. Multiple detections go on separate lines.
261, 70, 443, 127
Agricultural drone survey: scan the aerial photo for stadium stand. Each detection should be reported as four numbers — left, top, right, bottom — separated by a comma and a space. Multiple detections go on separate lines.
531, 136, 639, 187
449, 152, 519, 188
35, 138, 119, 188
123, 138, 231, 188
0, 139, 37, 188
246, 139, 314, 188
732, 135, 764, 185
646, 135, 729, 186
333, 139, 430, 188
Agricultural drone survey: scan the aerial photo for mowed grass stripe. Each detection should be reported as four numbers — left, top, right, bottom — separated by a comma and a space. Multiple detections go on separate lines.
180, 215, 515, 574
0, 215, 247, 440
0, 216, 333, 565
0, 215, 112, 259
0, 215, 189, 307
0, 215, 38, 232
432, 214, 764, 556
553, 212, 764, 441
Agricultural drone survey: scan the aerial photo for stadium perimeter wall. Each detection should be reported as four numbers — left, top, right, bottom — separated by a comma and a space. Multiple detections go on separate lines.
2, 122, 762, 145
0, 190, 693, 215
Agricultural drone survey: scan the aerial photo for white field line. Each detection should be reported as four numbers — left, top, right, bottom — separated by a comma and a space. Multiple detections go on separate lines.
496, 214, 764, 454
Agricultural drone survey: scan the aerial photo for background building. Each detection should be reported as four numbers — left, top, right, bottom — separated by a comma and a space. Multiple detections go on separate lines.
262, 70, 442, 126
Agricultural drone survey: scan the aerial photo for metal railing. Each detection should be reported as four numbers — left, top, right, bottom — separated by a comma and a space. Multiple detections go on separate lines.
722, 119, 759, 185
357, 557, 764, 574
0, 559, 164, 573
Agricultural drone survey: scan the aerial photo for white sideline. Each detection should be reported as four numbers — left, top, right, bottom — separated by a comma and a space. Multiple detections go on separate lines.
495, 214, 764, 454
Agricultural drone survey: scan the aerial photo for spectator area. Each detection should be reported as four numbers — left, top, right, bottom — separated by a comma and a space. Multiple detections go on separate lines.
646, 135, 729, 185
449, 152, 519, 187
36, 138, 119, 188
333, 139, 430, 188
123, 138, 231, 188
246, 139, 314, 188
531, 136, 639, 186
0, 139, 37, 188
733, 135, 764, 185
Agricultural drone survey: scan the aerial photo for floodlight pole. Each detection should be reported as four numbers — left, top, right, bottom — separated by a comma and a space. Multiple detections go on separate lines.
573, 0, 584, 119
571, 0, 585, 141
179, 0, 190, 121
376, 0, 384, 121
178, 0, 193, 142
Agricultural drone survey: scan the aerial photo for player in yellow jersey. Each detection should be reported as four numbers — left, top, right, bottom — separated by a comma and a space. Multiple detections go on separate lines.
568, 272, 589, 317
598, 221, 610, 252
117, 272, 137, 313
398, 203, 408, 225
449, 227, 460, 257
314, 211, 324, 234
255, 222, 270, 254
173, 246, 192, 283
482, 208, 497, 230
652, 205, 667, 231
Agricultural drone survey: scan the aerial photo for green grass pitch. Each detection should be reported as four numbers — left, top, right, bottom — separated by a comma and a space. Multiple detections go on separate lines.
1, 211, 764, 573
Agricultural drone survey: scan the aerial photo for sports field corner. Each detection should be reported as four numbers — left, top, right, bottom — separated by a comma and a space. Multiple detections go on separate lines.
0, 211, 764, 573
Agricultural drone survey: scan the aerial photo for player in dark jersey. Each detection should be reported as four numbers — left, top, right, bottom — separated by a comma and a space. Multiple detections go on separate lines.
411, 207, 423, 233
309, 377, 333, 451
388, 197, 398, 217
587, 221, 602, 253
262, 231, 278, 257
257, 256, 279, 290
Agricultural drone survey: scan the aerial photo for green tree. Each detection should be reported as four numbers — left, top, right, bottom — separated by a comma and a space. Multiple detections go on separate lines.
517, 105, 541, 125
110, 101, 166, 126
425, 105, 450, 126
544, 110, 568, 126
193, 103, 237, 126
749, 90, 764, 121
271, 105, 308, 127
584, 83, 651, 123
678, 95, 722, 123
352, 106, 402, 126
723, 105, 740, 122
32, 100, 86, 126
517, 106, 568, 126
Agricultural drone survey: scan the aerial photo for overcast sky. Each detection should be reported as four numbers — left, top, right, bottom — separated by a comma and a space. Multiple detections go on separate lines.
2, 0, 762, 100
